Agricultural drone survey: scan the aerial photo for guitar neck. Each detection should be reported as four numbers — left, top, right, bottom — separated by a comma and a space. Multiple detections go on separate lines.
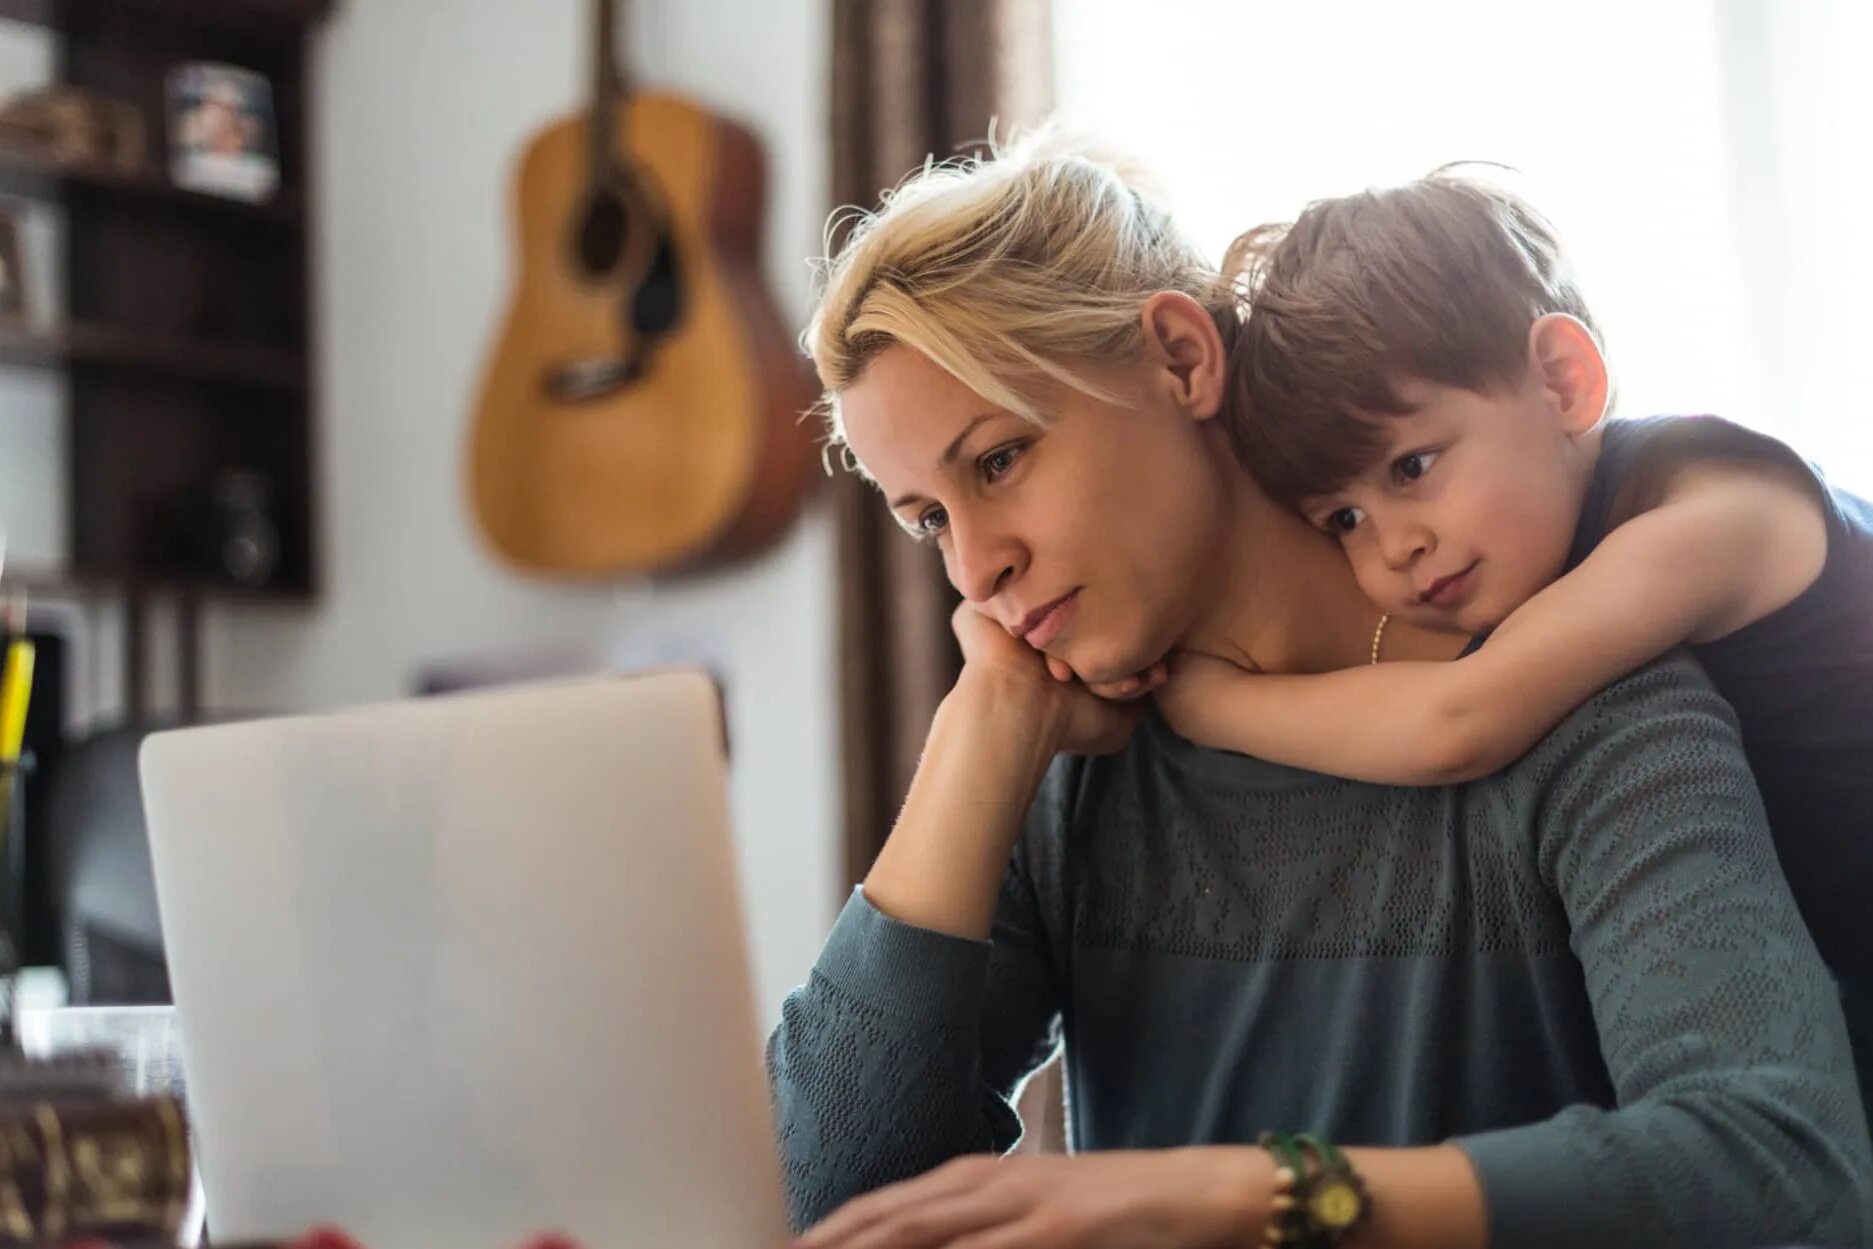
587, 0, 631, 173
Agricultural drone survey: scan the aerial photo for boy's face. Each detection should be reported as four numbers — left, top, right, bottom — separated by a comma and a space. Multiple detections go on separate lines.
1298, 369, 1598, 636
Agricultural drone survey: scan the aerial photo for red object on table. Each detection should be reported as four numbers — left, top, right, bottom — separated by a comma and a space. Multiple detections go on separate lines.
272, 1229, 590, 1249
288, 1229, 368, 1249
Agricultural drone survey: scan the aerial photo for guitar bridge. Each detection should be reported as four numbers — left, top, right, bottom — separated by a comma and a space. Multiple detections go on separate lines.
544, 356, 644, 403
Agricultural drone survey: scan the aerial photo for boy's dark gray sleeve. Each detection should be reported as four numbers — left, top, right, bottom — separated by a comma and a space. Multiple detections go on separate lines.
765, 764, 1071, 1232
1456, 654, 1873, 1249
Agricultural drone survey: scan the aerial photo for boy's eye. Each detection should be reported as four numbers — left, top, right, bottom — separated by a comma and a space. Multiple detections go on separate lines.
1393, 449, 1440, 484
1324, 506, 1365, 535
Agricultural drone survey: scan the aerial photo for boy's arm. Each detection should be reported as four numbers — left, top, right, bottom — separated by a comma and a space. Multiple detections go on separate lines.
1158, 459, 1826, 783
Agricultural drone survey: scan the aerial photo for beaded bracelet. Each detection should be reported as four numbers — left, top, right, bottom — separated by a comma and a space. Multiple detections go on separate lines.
1255, 1131, 1371, 1247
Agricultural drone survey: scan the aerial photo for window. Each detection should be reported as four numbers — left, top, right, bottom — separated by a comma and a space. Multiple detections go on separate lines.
1055, 0, 1873, 490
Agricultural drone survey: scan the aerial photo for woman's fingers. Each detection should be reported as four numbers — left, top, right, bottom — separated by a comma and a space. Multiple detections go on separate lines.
796, 1157, 999, 1248
936, 1222, 1050, 1249
827, 1190, 1029, 1249
950, 602, 1021, 667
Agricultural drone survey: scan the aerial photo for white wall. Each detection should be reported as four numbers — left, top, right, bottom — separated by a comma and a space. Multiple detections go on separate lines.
597, 535, 842, 1038
603, 0, 842, 1028
0, 0, 841, 1028
1053, 0, 1873, 491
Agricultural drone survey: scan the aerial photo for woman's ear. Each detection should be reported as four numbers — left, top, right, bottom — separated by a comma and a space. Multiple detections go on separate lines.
1139, 291, 1227, 422
1529, 313, 1609, 437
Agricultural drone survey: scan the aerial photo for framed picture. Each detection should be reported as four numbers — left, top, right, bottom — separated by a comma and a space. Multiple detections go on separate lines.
165, 62, 279, 202
0, 209, 25, 323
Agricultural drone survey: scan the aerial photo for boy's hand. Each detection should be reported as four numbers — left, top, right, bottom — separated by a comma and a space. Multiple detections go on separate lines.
1040, 651, 1169, 702
1155, 650, 1253, 750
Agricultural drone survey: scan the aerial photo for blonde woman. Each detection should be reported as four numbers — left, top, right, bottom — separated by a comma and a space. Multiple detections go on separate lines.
766, 134, 1872, 1249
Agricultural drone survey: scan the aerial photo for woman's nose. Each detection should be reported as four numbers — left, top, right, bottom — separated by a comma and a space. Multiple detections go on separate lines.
946, 515, 1023, 603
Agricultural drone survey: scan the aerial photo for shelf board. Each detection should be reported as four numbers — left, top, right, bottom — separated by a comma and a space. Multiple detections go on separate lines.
1, 562, 313, 605
0, 150, 302, 223
0, 0, 332, 39
0, 320, 304, 391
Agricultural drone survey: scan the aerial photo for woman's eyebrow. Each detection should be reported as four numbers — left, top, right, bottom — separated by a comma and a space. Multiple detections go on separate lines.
939, 413, 999, 466
888, 412, 998, 509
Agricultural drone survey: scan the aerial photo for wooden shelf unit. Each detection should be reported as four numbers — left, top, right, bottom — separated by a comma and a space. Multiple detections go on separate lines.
0, 0, 330, 715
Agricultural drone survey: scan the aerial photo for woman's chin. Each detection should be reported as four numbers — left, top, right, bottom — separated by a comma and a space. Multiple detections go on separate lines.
1062, 642, 1164, 687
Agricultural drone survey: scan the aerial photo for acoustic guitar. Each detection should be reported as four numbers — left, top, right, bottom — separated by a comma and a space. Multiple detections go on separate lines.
468, 0, 819, 577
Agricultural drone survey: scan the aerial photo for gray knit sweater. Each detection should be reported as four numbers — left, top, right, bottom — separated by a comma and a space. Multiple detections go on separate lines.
767, 653, 1873, 1247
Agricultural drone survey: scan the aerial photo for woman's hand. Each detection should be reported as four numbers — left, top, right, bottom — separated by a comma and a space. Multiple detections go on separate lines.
1153, 650, 1253, 751
950, 604, 1146, 757
792, 1149, 1268, 1249
862, 605, 1146, 940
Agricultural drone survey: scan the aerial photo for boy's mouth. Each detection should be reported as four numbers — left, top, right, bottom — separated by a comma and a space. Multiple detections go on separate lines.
1419, 561, 1479, 609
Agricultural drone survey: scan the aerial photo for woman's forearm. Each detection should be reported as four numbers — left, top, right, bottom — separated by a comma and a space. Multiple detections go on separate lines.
862, 668, 1062, 940
1345, 1145, 1488, 1249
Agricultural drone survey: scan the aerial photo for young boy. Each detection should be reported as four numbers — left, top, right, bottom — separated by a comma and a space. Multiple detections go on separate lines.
1150, 168, 1873, 1106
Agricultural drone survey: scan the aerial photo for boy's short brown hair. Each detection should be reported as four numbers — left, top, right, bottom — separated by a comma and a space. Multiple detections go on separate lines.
1224, 168, 1601, 505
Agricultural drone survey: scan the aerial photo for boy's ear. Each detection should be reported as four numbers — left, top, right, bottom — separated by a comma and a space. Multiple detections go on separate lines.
1139, 291, 1227, 422
1529, 313, 1609, 437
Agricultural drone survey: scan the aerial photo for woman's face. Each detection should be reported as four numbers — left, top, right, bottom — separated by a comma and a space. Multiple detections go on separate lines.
838, 331, 1230, 685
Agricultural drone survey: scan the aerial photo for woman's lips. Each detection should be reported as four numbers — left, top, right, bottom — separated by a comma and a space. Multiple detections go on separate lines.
1022, 590, 1080, 650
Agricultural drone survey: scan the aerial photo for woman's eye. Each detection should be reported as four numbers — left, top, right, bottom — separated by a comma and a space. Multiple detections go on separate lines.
980, 443, 1025, 482
1394, 449, 1440, 484
916, 506, 949, 539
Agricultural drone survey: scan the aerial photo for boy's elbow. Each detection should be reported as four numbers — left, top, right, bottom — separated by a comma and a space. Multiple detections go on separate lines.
1416, 707, 1518, 784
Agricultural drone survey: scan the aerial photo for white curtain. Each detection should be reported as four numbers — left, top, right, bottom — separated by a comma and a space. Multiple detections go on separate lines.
1053, 0, 1873, 491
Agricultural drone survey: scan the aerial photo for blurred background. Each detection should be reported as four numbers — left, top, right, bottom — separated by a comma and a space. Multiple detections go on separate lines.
0, 0, 1865, 1039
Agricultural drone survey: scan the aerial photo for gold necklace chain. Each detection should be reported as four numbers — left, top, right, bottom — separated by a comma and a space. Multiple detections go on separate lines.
1369, 613, 1391, 666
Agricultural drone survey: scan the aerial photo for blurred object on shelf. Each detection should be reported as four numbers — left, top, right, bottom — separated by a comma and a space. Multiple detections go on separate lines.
0, 86, 146, 172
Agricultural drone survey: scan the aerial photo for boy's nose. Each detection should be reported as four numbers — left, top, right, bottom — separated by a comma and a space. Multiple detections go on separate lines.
1376, 516, 1434, 571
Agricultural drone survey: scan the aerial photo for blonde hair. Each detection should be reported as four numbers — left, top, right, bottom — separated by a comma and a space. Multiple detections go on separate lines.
803, 126, 1239, 463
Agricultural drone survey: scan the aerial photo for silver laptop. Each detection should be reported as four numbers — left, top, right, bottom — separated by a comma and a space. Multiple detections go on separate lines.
138, 671, 787, 1249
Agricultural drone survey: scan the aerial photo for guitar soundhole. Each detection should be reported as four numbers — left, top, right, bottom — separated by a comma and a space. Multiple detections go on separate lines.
575, 191, 630, 278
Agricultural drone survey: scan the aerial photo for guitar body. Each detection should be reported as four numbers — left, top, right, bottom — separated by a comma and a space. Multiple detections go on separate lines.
469, 92, 819, 577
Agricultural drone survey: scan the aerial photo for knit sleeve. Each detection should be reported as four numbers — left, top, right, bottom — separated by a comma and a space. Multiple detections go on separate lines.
764, 763, 1072, 1232
1455, 653, 1873, 1249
